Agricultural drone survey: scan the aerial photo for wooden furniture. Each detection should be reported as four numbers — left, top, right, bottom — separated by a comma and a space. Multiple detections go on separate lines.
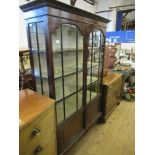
101, 72, 123, 121
19, 89, 57, 155
19, 49, 34, 90
104, 45, 117, 69
20, 1, 109, 154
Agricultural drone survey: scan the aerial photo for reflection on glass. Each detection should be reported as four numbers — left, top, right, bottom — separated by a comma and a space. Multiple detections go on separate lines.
78, 28, 83, 71
62, 24, 76, 75
65, 94, 76, 118
87, 74, 97, 86
35, 78, 42, 94
33, 53, 40, 77
78, 51, 83, 71
90, 82, 98, 100
30, 33, 37, 51
78, 91, 83, 109
86, 87, 91, 103
78, 72, 83, 90
42, 79, 49, 96
29, 23, 37, 51
56, 101, 64, 124
38, 33, 46, 52
52, 28, 62, 78
37, 22, 44, 33
51, 24, 84, 124
63, 50, 76, 75
53, 52, 62, 78
92, 65, 99, 78
86, 30, 104, 103
64, 74, 76, 97
40, 54, 48, 78
55, 78, 63, 101
37, 21, 46, 52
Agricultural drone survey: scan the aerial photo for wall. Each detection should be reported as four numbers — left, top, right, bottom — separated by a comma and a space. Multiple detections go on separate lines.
19, 0, 96, 48
96, 0, 135, 31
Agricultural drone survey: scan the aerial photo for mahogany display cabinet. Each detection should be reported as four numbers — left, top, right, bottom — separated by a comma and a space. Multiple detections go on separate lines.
20, 0, 109, 154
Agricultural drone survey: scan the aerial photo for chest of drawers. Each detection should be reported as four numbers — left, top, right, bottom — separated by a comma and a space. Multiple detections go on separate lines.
19, 89, 57, 155
102, 72, 123, 121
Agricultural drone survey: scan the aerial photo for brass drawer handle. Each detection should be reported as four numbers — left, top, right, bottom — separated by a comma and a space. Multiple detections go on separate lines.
34, 146, 43, 154
32, 128, 41, 136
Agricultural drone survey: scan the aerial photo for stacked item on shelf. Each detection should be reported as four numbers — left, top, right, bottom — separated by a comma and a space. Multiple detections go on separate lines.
104, 45, 117, 69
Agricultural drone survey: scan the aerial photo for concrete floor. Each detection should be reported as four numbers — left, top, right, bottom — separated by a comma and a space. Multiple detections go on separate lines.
67, 100, 135, 155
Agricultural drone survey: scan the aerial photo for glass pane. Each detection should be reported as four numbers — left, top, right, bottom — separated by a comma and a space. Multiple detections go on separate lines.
62, 24, 76, 75
32, 53, 40, 77
30, 32, 37, 51
55, 78, 63, 101
40, 53, 48, 78
86, 30, 104, 104
93, 30, 101, 48
78, 90, 83, 109
37, 22, 46, 52
87, 48, 92, 86
90, 82, 98, 100
56, 101, 64, 124
86, 87, 91, 103
92, 65, 99, 78
52, 27, 62, 78
63, 50, 76, 75
42, 79, 49, 96
38, 33, 46, 52
64, 74, 76, 97
37, 22, 44, 33
78, 71, 83, 90
65, 94, 76, 118
29, 23, 37, 51
35, 78, 42, 94
53, 52, 62, 78
78, 29, 83, 71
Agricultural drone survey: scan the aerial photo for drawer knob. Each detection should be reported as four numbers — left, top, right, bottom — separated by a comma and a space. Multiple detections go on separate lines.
32, 128, 41, 136
34, 146, 43, 154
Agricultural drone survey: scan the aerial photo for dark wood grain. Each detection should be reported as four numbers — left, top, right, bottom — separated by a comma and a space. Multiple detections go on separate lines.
20, 1, 108, 154
19, 89, 55, 130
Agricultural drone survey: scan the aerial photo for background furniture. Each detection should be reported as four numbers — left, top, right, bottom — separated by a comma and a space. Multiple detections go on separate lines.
104, 45, 117, 69
19, 49, 34, 90
19, 89, 57, 155
101, 72, 123, 121
20, 1, 109, 154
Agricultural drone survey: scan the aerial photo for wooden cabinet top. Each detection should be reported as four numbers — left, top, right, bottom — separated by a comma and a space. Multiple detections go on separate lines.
20, 0, 109, 24
19, 89, 55, 130
103, 72, 122, 86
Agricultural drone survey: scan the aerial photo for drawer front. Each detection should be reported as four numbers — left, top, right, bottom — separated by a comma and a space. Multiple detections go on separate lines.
20, 139, 56, 155
105, 76, 122, 113
20, 108, 56, 153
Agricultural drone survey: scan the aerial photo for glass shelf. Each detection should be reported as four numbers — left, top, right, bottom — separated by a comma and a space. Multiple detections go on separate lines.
87, 76, 98, 86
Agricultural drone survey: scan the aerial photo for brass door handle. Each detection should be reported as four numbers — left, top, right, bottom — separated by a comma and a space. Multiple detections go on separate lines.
34, 146, 43, 154
32, 127, 41, 136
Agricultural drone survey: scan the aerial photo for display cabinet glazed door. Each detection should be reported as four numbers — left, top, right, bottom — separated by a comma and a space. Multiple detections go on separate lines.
51, 23, 84, 151
28, 22, 49, 96
86, 28, 105, 127
52, 24, 84, 124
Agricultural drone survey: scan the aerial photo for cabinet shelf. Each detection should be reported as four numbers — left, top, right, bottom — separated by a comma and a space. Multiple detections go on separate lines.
55, 69, 83, 80
31, 49, 46, 53
53, 48, 83, 53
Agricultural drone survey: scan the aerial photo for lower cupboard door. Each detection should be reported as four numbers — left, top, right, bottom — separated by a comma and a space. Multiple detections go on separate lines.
57, 109, 84, 152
